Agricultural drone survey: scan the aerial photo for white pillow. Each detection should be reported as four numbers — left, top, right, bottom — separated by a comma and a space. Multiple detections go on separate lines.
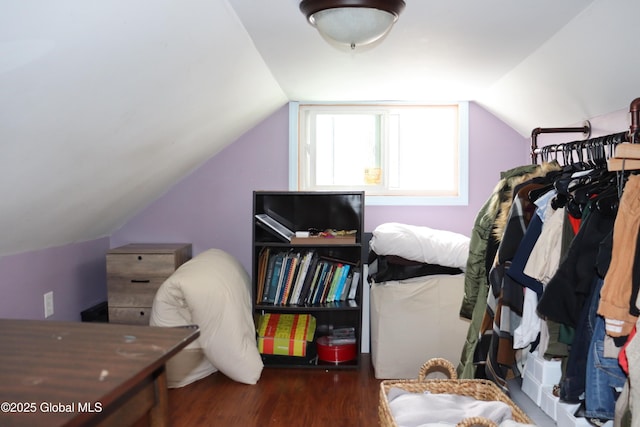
151, 249, 263, 387
370, 222, 470, 270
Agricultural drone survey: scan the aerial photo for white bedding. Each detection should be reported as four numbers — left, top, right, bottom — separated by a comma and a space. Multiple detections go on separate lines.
370, 222, 470, 270
388, 388, 514, 426
151, 248, 263, 387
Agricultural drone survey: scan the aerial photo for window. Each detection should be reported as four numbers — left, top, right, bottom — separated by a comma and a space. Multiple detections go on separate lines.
289, 102, 469, 206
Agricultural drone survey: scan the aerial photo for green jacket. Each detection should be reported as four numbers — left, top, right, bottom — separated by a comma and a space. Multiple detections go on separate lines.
457, 164, 538, 379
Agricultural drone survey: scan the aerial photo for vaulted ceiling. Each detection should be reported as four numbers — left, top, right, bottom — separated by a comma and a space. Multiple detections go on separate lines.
2, 0, 639, 256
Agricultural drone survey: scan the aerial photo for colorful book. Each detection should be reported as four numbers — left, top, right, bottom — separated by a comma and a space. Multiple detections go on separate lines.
326, 264, 344, 303
280, 252, 300, 305
274, 253, 292, 304
300, 256, 322, 305
318, 263, 337, 304
256, 247, 270, 303
256, 313, 317, 357
261, 252, 277, 303
332, 264, 351, 302
265, 252, 285, 304
311, 261, 330, 304
289, 251, 314, 305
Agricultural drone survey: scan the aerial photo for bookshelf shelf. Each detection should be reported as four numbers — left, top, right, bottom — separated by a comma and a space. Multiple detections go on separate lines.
252, 191, 364, 369
255, 302, 361, 311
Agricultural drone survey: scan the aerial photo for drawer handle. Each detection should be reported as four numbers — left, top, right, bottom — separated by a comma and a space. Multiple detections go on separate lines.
131, 279, 151, 283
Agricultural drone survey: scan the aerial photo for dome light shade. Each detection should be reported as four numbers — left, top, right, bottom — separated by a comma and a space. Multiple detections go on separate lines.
300, 0, 406, 49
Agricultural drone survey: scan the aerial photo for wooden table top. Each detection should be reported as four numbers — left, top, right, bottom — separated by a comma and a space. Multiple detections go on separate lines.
0, 319, 199, 427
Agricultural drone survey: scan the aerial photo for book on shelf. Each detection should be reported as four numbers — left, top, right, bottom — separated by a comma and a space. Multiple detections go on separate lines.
300, 257, 323, 305
288, 251, 314, 305
273, 252, 288, 304
260, 250, 275, 303
310, 261, 331, 304
279, 252, 300, 305
256, 249, 360, 306
263, 252, 285, 304
347, 270, 360, 300
318, 263, 337, 304
327, 264, 349, 302
330, 264, 351, 302
255, 247, 270, 304
339, 272, 352, 301
324, 264, 342, 303
255, 213, 294, 242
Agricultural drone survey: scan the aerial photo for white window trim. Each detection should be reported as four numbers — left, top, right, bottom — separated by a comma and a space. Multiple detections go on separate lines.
288, 101, 469, 206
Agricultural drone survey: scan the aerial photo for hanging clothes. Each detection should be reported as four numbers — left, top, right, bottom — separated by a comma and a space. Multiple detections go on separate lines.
555, 230, 612, 404
476, 163, 561, 389
456, 164, 539, 379
537, 205, 616, 328
598, 174, 640, 337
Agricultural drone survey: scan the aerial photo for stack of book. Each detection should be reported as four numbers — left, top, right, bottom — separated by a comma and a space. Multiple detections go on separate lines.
255, 248, 360, 306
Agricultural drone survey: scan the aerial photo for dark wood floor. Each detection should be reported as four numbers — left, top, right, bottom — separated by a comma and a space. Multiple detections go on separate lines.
167, 354, 382, 427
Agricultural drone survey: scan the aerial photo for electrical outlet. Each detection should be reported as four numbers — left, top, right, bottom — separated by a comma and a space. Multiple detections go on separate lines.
44, 291, 54, 318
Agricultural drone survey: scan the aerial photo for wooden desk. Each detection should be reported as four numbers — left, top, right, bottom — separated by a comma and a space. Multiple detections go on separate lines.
0, 319, 199, 427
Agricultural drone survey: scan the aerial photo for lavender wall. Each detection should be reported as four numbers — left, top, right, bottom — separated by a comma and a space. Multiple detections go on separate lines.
112, 102, 529, 273
110, 105, 291, 272
0, 237, 109, 320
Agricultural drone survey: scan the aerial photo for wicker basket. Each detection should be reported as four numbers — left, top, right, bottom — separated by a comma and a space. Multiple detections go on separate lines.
379, 358, 533, 427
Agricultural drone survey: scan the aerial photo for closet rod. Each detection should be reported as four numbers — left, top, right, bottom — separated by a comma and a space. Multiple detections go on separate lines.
530, 97, 640, 164
530, 122, 591, 164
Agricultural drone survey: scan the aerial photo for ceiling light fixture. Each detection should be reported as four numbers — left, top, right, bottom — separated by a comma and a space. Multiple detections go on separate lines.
300, 0, 406, 50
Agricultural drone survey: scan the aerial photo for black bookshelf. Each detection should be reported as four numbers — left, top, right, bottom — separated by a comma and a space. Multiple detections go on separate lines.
252, 191, 364, 369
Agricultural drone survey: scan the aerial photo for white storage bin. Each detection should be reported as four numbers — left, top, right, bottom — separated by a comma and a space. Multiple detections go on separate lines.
556, 402, 589, 427
540, 386, 559, 420
369, 274, 467, 379
523, 351, 562, 385
521, 370, 542, 405
556, 402, 613, 427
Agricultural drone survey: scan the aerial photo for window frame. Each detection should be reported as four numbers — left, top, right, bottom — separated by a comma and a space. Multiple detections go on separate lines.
288, 101, 469, 206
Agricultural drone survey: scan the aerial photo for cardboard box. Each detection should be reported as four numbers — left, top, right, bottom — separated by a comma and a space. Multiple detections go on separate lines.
257, 313, 316, 357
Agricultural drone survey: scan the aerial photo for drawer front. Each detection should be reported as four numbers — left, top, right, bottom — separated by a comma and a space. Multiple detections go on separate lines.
108, 307, 152, 325
107, 253, 177, 277
107, 277, 166, 307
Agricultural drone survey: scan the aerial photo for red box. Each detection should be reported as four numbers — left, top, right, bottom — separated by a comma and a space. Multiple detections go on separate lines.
316, 335, 356, 363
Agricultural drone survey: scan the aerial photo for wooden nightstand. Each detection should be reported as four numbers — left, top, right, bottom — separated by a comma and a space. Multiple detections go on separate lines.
106, 243, 192, 324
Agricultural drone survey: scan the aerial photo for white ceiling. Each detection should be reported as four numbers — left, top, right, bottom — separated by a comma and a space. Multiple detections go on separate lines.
234, 0, 591, 103
231, 0, 640, 132
1, 0, 639, 256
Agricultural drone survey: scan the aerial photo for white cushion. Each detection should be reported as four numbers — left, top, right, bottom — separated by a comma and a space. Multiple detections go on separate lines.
151, 248, 263, 387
